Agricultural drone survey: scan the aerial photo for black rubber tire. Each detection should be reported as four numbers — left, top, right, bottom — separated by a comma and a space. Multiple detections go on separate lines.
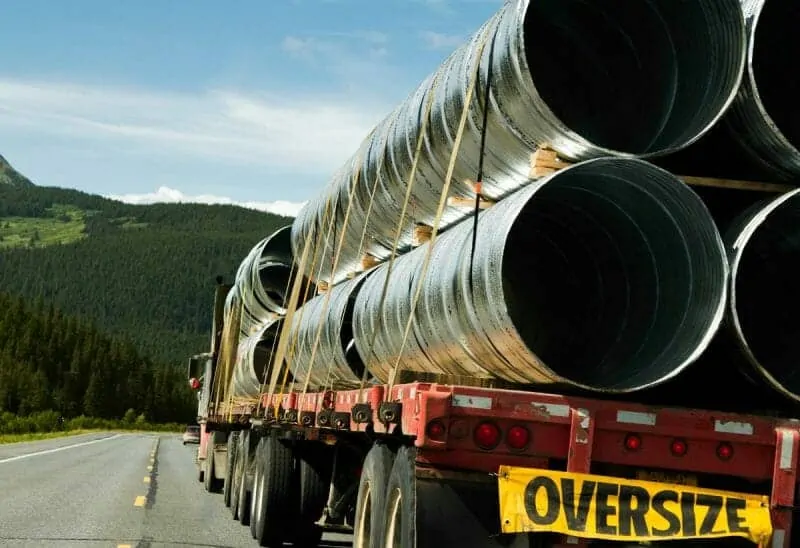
237, 430, 255, 526
253, 433, 296, 547
289, 446, 331, 547
353, 443, 395, 548
223, 431, 240, 507
383, 445, 415, 547
250, 437, 266, 539
203, 445, 214, 492
231, 431, 246, 519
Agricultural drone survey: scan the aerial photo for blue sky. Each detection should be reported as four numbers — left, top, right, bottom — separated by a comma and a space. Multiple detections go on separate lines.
0, 0, 503, 216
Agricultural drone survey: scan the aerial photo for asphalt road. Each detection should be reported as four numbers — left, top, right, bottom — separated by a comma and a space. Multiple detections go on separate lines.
0, 432, 352, 547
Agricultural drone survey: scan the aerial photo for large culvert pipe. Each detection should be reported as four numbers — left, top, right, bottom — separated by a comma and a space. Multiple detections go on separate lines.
656, 0, 800, 181
352, 158, 729, 393
286, 272, 372, 390
291, 0, 746, 285
225, 226, 306, 338
725, 188, 800, 402
724, 0, 800, 179
228, 317, 284, 399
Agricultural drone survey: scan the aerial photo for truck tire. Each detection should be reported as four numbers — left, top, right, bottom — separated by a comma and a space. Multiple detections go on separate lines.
223, 431, 240, 508
383, 446, 533, 548
204, 433, 224, 493
249, 437, 266, 539
230, 431, 247, 519
353, 443, 395, 548
252, 433, 295, 547
289, 446, 331, 547
236, 430, 256, 526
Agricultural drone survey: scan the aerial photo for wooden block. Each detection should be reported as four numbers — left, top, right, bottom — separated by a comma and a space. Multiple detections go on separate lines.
679, 175, 793, 193
447, 196, 494, 209
530, 146, 572, 178
412, 223, 433, 246
360, 254, 380, 270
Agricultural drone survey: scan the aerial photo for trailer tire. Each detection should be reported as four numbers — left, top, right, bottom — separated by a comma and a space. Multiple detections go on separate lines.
252, 433, 295, 547
230, 431, 247, 519
288, 445, 331, 547
223, 431, 240, 508
204, 433, 224, 493
237, 430, 256, 526
249, 436, 266, 538
353, 443, 395, 548
383, 446, 534, 548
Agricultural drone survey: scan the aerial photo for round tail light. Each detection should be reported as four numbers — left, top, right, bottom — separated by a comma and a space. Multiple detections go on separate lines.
506, 425, 530, 450
624, 433, 642, 451
474, 422, 501, 450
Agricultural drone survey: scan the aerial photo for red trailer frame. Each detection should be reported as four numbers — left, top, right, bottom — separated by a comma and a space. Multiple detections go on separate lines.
257, 381, 799, 546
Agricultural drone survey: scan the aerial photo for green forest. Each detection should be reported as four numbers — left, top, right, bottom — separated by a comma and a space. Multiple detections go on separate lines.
0, 290, 193, 425
0, 158, 291, 365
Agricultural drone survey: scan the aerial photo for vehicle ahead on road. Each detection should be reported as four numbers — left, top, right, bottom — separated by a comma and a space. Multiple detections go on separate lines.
182, 425, 200, 445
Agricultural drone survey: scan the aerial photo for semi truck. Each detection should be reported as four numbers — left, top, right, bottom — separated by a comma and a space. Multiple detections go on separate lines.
186, 1, 800, 546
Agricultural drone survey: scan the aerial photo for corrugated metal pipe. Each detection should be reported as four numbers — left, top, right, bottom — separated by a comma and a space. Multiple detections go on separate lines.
724, 188, 800, 402
290, 0, 746, 286
224, 226, 304, 339
722, 0, 800, 179
285, 272, 372, 390
229, 317, 284, 399
352, 158, 729, 393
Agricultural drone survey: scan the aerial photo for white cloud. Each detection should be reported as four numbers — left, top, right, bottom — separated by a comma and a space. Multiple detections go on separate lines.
107, 186, 306, 217
0, 78, 389, 179
420, 31, 465, 50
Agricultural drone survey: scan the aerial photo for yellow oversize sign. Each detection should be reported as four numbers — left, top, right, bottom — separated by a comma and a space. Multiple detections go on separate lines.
498, 466, 773, 545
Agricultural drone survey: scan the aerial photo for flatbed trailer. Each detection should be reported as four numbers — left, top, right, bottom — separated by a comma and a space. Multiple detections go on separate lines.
192, 346, 796, 547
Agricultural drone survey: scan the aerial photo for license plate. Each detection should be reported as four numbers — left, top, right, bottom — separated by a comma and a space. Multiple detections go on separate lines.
635, 470, 698, 486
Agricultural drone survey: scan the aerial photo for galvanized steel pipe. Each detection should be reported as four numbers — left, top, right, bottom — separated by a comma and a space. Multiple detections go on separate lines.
286, 273, 372, 390
228, 317, 284, 399
725, 188, 800, 402
721, 0, 800, 179
224, 226, 304, 338
352, 158, 728, 393
291, 0, 746, 285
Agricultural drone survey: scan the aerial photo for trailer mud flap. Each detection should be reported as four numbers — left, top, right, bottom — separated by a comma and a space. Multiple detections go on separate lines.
497, 466, 773, 545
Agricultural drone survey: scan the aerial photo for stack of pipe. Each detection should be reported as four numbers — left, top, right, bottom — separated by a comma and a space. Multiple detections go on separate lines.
224, 0, 800, 409
290, 0, 746, 286
223, 226, 308, 399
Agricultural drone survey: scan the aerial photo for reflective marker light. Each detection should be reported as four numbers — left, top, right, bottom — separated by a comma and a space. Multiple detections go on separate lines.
670, 438, 688, 457
717, 442, 734, 461
624, 433, 642, 451
189, 377, 201, 390
506, 425, 530, 450
474, 422, 501, 450
426, 419, 447, 442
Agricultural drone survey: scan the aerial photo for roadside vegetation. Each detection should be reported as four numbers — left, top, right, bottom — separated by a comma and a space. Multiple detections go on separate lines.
0, 409, 186, 444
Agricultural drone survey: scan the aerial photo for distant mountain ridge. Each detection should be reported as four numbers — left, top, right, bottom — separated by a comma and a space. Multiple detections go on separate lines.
0, 154, 291, 364
0, 155, 35, 187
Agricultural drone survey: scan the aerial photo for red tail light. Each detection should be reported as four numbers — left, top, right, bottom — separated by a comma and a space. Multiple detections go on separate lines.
717, 442, 734, 461
426, 419, 447, 442
506, 425, 530, 450
670, 438, 688, 457
624, 433, 642, 451
474, 422, 501, 450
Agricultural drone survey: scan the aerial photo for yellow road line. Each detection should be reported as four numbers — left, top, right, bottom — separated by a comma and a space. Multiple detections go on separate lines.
118, 544, 132, 548
134, 495, 146, 507
147, 465, 153, 471
143, 476, 151, 483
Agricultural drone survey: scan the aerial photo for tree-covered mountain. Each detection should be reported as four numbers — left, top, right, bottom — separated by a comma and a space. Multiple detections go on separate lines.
0, 156, 292, 364
0, 290, 193, 421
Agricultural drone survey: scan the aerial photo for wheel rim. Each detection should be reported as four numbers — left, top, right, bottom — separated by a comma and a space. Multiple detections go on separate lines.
385, 488, 402, 548
354, 482, 373, 548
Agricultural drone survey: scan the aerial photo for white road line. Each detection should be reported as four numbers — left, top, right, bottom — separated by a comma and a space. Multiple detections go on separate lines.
0, 434, 123, 464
